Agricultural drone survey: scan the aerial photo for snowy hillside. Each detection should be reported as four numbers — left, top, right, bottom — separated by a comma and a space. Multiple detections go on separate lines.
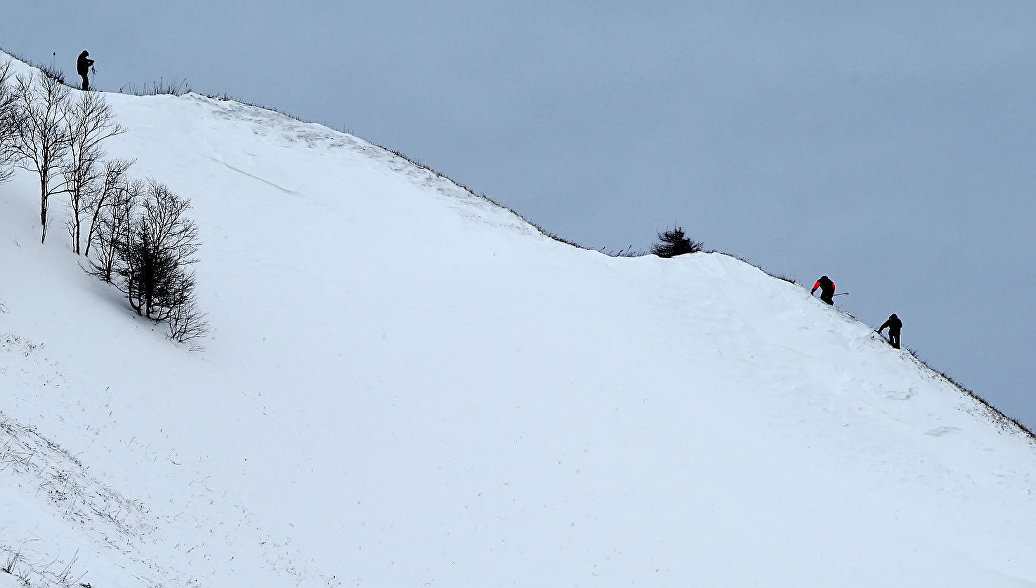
2, 52, 1035, 587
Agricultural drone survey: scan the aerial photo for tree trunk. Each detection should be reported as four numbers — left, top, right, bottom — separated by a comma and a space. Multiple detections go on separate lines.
39, 168, 48, 244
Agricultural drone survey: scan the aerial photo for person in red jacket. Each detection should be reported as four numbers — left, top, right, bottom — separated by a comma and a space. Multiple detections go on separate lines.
877, 313, 903, 349
811, 275, 836, 305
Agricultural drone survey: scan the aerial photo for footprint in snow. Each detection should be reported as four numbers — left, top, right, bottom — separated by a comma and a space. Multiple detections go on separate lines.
884, 388, 916, 401
925, 426, 962, 437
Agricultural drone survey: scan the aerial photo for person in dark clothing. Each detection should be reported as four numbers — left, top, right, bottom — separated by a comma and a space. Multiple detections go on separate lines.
877, 313, 903, 349
811, 275, 836, 305
77, 50, 94, 91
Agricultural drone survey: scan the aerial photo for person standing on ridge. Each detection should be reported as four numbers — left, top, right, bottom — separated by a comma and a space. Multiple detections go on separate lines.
811, 275, 836, 305
877, 313, 903, 349
77, 50, 94, 91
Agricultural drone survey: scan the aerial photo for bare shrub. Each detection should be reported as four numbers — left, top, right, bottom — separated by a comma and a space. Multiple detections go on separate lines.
37, 61, 66, 86
167, 293, 209, 345
87, 176, 208, 345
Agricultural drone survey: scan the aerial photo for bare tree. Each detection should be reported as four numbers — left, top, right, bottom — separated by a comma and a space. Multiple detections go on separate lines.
11, 70, 71, 243
114, 179, 200, 321
90, 175, 139, 283
84, 158, 133, 258
62, 91, 124, 253
0, 60, 19, 183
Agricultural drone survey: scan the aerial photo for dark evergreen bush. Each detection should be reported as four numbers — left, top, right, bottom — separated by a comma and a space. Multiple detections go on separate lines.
651, 226, 702, 258
114, 180, 199, 322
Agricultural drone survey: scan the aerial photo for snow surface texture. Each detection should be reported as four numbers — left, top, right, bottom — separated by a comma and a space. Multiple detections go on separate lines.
1, 52, 1035, 587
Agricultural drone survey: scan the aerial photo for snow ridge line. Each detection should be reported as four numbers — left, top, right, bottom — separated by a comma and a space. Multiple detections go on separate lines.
193, 93, 545, 239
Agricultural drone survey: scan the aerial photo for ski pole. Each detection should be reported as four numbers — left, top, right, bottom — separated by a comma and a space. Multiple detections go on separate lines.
833, 292, 849, 297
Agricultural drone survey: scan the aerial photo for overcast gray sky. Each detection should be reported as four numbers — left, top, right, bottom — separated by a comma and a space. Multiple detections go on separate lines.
3, 1, 1034, 429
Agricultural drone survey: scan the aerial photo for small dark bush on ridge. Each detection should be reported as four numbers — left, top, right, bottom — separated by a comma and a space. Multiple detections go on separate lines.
651, 226, 702, 258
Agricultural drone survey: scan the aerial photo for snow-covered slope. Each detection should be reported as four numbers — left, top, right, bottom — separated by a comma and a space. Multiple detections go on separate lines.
2, 52, 1035, 587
